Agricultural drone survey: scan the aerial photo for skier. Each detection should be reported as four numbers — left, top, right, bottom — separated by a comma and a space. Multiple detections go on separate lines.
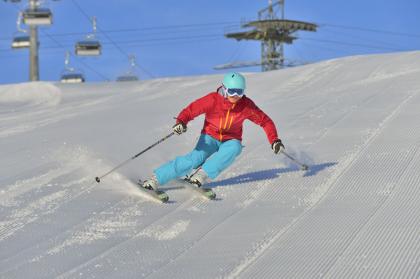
142, 72, 285, 190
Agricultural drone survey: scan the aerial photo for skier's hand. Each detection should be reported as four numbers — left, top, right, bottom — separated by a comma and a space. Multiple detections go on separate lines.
173, 122, 187, 135
272, 139, 285, 154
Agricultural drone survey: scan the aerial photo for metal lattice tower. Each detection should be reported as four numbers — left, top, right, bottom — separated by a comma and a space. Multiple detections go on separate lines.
219, 0, 317, 71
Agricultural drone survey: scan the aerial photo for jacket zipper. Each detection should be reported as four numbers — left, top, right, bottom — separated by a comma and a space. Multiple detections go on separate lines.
219, 103, 236, 141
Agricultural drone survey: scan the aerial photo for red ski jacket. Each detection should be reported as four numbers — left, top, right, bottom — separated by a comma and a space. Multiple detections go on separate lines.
176, 90, 279, 144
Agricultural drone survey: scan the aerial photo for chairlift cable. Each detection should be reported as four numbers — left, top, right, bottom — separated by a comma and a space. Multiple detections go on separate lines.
3, 1, 110, 81
70, 0, 155, 78
42, 30, 111, 81
299, 37, 406, 52
320, 23, 420, 39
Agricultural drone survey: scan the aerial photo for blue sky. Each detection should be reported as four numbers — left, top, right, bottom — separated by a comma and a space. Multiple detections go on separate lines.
0, 0, 419, 84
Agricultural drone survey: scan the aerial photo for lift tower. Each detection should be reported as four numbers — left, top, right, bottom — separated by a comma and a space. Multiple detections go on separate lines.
28, 0, 39, 81
5, 0, 53, 81
218, 0, 317, 71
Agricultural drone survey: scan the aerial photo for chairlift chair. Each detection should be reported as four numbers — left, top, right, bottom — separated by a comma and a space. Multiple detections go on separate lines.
22, 8, 52, 25
61, 72, 85, 83
75, 40, 101, 56
12, 11, 29, 49
75, 16, 101, 56
116, 75, 139, 82
60, 51, 85, 83
11, 34, 30, 49
117, 54, 139, 81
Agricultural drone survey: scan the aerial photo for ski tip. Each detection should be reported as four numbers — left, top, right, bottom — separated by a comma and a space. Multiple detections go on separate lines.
156, 191, 170, 203
203, 189, 216, 200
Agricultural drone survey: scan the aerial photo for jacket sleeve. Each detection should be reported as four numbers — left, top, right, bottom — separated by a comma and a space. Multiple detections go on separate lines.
246, 99, 279, 145
176, 93, 216, 124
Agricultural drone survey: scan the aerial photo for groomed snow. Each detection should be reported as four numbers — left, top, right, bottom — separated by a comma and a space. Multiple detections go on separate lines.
0, 51, 419, 278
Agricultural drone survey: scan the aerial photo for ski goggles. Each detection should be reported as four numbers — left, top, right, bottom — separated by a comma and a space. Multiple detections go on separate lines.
223, 86, 245, 97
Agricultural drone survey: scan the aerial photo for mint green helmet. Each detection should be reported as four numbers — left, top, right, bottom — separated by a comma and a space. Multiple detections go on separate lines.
222, 72, 246, 90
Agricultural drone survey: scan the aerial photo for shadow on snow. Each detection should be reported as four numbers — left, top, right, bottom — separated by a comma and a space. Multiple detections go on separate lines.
207, 162, 337, 188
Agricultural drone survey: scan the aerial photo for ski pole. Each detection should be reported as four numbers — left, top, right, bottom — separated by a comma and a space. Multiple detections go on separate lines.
95, 132, 175, 183
280, 150, 309, 171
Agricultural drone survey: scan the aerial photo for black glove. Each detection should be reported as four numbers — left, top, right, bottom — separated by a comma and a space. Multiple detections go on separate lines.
173, 122, 187, 135
272, 139, 285, 154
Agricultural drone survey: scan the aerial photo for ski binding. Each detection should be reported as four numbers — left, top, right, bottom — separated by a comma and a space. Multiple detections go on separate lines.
182, 178, 216, 200
136, 180, 169, 203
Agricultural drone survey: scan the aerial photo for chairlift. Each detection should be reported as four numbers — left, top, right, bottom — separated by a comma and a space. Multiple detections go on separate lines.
12, 13, 30, 49
75, 40, 101, 56
22, 8, 53, 26
116, 75, 139, 82
61, 72, 85, 83
12, 35, 30, 49
117, 54, 139, 81
75, 16, 101, 56
60, 51, 85, 83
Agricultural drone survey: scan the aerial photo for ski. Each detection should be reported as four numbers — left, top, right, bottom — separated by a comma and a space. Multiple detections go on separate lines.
136, 180, 169, 203
181, 178, 216, 200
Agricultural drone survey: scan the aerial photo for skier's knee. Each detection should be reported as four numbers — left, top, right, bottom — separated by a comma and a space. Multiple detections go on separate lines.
227, 140, 242, 156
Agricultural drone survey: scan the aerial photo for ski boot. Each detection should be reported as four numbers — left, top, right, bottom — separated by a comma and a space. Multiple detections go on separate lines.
142, 175, 159, 191
188, 168, 208, 187
185, 169, 216, 200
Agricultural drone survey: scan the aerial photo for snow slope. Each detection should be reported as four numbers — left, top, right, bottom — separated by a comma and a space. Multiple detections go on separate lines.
1, 51, 419, 279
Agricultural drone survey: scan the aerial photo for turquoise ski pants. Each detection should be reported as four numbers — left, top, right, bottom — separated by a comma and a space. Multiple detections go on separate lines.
154, 134, 242, 185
